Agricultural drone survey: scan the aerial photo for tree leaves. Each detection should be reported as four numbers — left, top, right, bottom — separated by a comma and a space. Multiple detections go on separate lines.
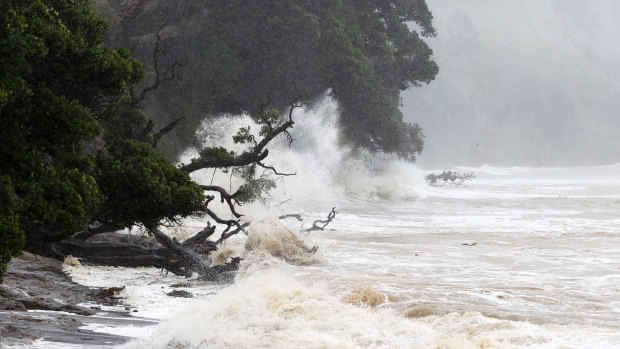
103, 0, 438, 159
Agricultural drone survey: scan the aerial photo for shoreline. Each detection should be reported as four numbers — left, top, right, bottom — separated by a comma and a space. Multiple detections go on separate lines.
0, 253, 155, 347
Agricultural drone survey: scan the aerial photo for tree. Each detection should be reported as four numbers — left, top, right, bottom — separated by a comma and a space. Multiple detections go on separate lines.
96, 0, 438, 160
0, 0, 208, 280
45, 103, 308, 281
0, 0, 140, 280
0, 177, 24, 283
0, 0, 329, 282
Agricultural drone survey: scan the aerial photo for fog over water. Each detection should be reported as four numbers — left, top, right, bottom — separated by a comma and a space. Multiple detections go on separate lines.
403, 0, 620, 167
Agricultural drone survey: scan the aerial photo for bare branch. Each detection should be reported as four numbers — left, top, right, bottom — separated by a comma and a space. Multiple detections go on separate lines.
204, 207, 248, 235
182, 223, 216, 247
278, 214, 303, 221
130, 38, 142, 55
153, 116, 185, 148
304, 207, 337, 233
215, 223, 250, 245
257, 162, 296, 176
200, 185, 243, 218
149, 227, 216, 279
132, 22, 183, 107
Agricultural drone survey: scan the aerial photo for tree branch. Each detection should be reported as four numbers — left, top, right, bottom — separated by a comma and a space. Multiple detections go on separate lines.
153, 116, 185, 148
131, 22, 182, 108
215, 222, 250, 245
200, 185, 243, 218
304, 207, 337, 233
257, 162, 296, 176
47, 239, 191, 277
204, 207, 248, 235
180, 102, 303, 174
182, 224, 217, 247
150, 227, 218, 280
180, 149, 271, 173
278, 214, 303, 221
72, 224, 119, 241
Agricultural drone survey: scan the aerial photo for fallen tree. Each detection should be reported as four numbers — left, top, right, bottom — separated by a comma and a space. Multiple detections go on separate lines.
425, 171, 475, 187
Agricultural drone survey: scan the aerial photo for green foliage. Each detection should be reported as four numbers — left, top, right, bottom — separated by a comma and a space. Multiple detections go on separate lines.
99, 0, 437, 160
0, 0, 207, 269
21, 167, 101, 233
236, 179, 276, 205
197, 147, 237, 163
100, 96, 152, 143
232, 127, 255, 145
0, 0, 145, 242
96, 140, 205, 229
232, 165, 276, 204
0, 177, 25, 283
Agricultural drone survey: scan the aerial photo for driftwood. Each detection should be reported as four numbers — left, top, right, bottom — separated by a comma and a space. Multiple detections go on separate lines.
279, 208, 338, 233
304, 207, 337, 233
278, 214, 303, 221
167, 290, 193, 298
425, 170, 475, 187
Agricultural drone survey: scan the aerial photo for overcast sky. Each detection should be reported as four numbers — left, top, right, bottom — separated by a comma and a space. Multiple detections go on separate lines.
402, 0, 620, 167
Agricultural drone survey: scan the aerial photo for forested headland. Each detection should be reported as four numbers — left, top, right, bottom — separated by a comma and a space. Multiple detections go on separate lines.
0, 0, 437, 283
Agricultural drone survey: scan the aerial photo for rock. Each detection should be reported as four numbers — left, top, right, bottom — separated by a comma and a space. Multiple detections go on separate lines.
0, 253, 157, 347
0, 298, 26, 311
166, 289, 193, 298
0, 253, 95, 314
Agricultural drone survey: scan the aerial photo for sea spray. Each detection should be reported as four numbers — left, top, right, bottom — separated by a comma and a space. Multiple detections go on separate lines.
124, 272, 461, 349
179, 96, 428, 212
243, 220, 320, 265
61, 161, 620, 349
115, 100, 620, 349
124, 269, 617, 349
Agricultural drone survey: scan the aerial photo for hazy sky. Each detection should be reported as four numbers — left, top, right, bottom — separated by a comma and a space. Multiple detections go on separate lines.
402, 0, 620, 167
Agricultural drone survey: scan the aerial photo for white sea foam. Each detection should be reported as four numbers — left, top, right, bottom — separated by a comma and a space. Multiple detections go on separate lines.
58, 98, 620, 348
125, 271, 620, 349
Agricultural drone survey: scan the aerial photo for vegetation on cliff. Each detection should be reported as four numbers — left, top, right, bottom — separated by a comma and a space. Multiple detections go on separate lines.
96, 0, 438, 160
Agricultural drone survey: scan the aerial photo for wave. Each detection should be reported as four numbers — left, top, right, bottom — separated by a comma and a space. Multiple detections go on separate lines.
118, 97, 620, 349
179, 97, 430, 208
124, 271, 619, 349
457, 163, 620, 178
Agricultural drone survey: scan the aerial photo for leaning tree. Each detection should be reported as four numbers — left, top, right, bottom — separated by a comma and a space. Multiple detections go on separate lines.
0, 0, 326, 282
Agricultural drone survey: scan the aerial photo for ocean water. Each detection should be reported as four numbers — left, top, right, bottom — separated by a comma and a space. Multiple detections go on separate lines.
60, 99, 620, 348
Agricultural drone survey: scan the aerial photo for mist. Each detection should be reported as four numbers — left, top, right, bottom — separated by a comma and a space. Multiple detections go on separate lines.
402, 0, 620, 168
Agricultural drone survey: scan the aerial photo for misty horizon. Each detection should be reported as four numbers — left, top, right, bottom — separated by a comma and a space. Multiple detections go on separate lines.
403, 0, 620, 168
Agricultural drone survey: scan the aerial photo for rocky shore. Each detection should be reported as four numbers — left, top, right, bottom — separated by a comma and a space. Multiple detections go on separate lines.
0, 253, 155, 347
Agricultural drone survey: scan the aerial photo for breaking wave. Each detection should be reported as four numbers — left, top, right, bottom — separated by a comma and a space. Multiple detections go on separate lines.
119, 97, 620, 349
125, 271, 619, 349
178, 96, 427, 208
